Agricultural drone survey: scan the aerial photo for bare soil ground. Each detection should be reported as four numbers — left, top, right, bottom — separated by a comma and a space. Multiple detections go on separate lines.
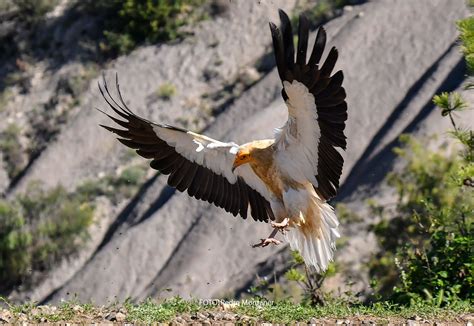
1, 304, 472, 325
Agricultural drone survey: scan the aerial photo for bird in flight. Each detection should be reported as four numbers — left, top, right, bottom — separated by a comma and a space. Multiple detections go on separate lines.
99, 10, 347, 272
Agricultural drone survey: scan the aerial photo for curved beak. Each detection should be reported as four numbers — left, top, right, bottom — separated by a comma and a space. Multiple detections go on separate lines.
231, 161, 239, 173
232, 151, 251, 173
232, 156, 245, 173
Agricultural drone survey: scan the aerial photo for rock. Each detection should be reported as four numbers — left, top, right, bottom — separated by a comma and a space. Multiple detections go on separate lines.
239, 315, 252, 322
208, 311, 221, 320
181, 313, 192, 322
72, 305, 83, 313
115, 312, 126, 322
17, 313, 27, 322
29, 308, 41, 316
105, 311, 118, 321
197, 312, 208, 319
0, 309, 12, 323
238, 67, 261, 87
221, 302, 239, 311
309, 317, 319, 324
222, 313, 236, 321
173, 316, 187, 325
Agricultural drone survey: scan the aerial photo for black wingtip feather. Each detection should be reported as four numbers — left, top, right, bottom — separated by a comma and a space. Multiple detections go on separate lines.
320, 46, 338, 77
101, 73, 125, 114
278, 9, 294, 70
296, 14, 309, 65
99, 124, 129, 137
269, 22, 287, 82
308, 26, 327, 67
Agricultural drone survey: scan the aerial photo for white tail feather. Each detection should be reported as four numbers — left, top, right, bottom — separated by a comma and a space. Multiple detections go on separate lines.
285, 201, 340, 272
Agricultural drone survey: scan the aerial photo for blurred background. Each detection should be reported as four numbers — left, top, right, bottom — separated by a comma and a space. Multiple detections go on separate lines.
0, 0, 472, 307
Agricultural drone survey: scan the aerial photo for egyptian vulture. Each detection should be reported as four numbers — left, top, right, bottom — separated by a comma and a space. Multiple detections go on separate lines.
99, 10, 347, 272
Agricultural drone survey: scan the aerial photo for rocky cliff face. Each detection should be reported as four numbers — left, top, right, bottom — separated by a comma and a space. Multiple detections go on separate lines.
2, 0, 472, 304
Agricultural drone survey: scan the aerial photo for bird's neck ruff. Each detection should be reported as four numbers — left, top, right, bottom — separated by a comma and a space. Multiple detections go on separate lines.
234, 140, 275, 172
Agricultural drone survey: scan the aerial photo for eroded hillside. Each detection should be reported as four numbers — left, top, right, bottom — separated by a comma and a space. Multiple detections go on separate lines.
0, 0, 472, 305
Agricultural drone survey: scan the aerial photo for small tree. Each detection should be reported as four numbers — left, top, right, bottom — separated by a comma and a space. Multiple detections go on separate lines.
284, 251, 338, 306
369, 15, 473, 306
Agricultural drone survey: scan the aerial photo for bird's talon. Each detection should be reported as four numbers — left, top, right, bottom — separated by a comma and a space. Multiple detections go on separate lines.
271, 218, 290, 233
252, 238, 281, 248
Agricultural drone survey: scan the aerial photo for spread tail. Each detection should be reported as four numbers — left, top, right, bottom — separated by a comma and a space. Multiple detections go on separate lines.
285, 197, 340, 272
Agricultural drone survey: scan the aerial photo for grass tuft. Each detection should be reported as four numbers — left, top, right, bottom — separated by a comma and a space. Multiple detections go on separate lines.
157, 82, 177, 101
125, 297, 201, 323
235, 299, 472, 323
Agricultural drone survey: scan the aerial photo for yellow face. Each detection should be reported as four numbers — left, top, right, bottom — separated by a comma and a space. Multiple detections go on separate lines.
232, 149, 252, 172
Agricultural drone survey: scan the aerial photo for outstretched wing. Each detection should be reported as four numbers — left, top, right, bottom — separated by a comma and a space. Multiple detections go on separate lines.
98, 76, 274, 222
271, 10, 348, 201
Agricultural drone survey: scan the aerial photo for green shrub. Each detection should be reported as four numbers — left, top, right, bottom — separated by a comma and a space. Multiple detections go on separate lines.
0, 1, 15, 12
13, 0, 58, 23
76, 164, 148, 203
0, 89, 13, 113
157, 82, 177, 100
369, 134, 473, 305
0, 183, 94, 292
0, 123, 25, 179
92, 0, 207, 56
294, 0, 364, 29
283, 251, 338, 306
0, 163, 149, 292
369, 93, 473, 306
458, 15, 474, 73
102, 31, 136, 56
66, 64, 100, 98
245, 249, 339, 306
0, 201, 32, 288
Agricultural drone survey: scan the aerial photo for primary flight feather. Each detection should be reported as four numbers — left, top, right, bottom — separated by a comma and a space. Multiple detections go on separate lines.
99, 10, 348, 272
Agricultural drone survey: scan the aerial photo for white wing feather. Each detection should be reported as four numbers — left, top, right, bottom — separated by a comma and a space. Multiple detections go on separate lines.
275, 80, 320, 188
153, 126, 239, 183
153, 125, 274, 202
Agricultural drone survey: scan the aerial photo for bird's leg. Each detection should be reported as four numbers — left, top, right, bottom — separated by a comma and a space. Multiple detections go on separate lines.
271, 217, 290, 234
252, 228, 281, 248
252, 217, 291, 248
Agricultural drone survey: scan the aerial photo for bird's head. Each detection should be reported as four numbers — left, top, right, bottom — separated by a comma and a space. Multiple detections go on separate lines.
232, 147, 253, 172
